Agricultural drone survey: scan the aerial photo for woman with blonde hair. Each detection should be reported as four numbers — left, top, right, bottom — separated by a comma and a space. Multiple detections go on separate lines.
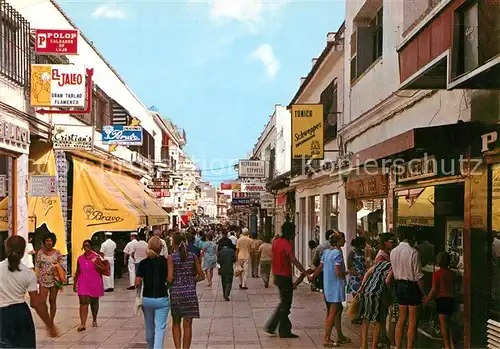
135, 236, 170, 349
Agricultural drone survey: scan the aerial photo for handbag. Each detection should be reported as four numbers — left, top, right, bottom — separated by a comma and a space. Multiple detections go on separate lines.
93, 254, 111, 276
234, 263, 244, 277
134, 283, 144, 316
348, 293, 361, 320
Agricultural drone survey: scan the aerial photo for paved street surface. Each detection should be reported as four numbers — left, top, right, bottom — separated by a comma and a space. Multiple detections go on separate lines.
33, 274, 362, 349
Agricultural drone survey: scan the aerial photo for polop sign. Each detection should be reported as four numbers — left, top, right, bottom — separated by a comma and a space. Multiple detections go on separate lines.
31, 64, 86, 107
35, 29, 79, 55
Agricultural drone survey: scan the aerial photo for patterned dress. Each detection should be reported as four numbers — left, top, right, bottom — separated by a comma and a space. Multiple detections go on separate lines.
357, 261, 392, 323
36, 249, 63, 288
201, 241, 217, 270
347, 249, 366, 295
170, 252, 200, 318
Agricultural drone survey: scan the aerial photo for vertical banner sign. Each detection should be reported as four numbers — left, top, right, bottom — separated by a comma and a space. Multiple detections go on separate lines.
35, 29, 79, 55
291, 104, 324, 160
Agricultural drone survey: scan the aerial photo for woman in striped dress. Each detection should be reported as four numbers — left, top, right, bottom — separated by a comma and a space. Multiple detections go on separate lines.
168, 233, 205, 349
357, 260, 393, 349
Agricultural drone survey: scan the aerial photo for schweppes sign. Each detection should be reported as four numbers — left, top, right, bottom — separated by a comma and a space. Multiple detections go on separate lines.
291, 104, 324, 160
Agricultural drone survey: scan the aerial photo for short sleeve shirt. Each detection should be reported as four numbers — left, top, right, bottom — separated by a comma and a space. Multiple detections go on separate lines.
236, 236, 253, 260
0, 260, 38, 307
137, 257, 168, 298
272, 238, 293, 277
433, 267, 454, 298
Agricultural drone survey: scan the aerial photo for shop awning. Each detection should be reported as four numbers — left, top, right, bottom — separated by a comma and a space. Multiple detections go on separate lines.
71, 157, 146, 273
107, 171, 169, 226
28, 141, 67, 255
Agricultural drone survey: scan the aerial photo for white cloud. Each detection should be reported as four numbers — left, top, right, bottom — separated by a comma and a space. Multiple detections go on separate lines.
250, 44, 279, 78
92, 3, 126, 20
209, 0, 287, 28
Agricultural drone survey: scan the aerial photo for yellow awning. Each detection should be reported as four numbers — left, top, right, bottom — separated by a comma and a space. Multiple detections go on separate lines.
108, 171, 169, 226
28, 141, 67, 255
71, 157, 146, 273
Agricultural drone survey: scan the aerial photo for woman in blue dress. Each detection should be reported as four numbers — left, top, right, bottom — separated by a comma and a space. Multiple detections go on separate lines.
310, 232, 351, 347
200, 234, 217, 287
347, 236, 366, 324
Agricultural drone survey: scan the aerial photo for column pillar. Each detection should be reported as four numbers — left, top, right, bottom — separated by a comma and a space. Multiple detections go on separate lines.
319, 194, 327, 244
9, 155, 28, 240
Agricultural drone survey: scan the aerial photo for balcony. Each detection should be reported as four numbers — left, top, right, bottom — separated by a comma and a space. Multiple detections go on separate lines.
131, 151, 153, 173
398, 0, 500, 90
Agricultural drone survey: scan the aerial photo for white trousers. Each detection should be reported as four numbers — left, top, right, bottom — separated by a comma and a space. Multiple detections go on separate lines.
128, 258, 135, 287
238, 259, 250, 288
103, 256, 115, 290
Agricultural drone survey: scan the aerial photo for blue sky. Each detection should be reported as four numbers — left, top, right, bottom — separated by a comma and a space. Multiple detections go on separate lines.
58, 0, 345, 184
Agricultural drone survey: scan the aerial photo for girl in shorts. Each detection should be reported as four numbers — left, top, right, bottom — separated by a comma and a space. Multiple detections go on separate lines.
424, 251, 455, 349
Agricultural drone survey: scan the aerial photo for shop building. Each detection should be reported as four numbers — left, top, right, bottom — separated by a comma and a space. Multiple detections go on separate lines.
287, 26, 345, 268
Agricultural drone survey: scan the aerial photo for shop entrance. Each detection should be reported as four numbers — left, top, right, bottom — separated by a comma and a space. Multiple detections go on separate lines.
395, 182, 465, 348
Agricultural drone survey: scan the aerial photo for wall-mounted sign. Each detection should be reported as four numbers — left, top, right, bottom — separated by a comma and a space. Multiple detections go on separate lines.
30, 176, 58, 197
0, 117, 30, 155
35, 29, 79, 55
346, 174, 388, 200
291, 104, 324, 160
242, 183, 266, 193
397, 156, 437, 183
147, 179, 171, 190
221, 182, 241, 190
481, 131, 498, 152
102, 125, 143, 146
31, 64, 86, 107
232, 198, 250, 206
52, 124, 93, 150
0, 175, 6, 197
238, 160, 265, 178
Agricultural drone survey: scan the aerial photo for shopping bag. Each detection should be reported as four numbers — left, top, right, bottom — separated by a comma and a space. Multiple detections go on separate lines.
348, 293, 360, 320
134, 284, 144, 316
234, 264, 244, 277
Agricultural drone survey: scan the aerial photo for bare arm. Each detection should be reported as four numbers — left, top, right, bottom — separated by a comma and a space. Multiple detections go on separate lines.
73, 262, 80, 292
290, 253, 308, 275
424, 274, 437, 304
308, 263, 323, 280
167, 256, 174, 283
194, 256, 205, 283
135, 276, 142, 288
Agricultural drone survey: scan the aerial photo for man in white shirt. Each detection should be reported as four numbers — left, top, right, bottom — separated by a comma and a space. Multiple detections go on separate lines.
123, 232, 139, 290
154, 229, 168, 257
100, 232, 116, 292
229, 232, 237, 246
389, 231, 426, 349
236, 228, 253, 289
132, 233, 149, 275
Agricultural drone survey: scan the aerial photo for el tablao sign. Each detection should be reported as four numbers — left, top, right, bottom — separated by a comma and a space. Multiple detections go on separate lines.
291, 104, 324, 160
35, 29, 79, 55
238, 160, 265, 178
31, 64, 86, 107
102, 125, 143, 146
52, 125, 93, 150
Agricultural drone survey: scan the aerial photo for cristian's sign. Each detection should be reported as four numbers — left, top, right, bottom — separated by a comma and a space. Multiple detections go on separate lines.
291, 104, 324, 160
35, 29, 79, 55
52, 124, 93, 150
102, 125, 143, 146
31, 64, 86, 107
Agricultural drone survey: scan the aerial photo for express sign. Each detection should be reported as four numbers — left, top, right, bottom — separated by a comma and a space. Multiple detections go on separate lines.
35, 29, 79, 55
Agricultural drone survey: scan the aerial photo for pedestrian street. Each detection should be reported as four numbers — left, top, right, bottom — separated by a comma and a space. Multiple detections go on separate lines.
32, 275, 363, 349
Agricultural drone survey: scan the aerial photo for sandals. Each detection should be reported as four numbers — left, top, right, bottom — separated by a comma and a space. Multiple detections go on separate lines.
92, 321, 98, 328
323, 343, 339, 348
77, 325, 86, 332
338, 336, 352, 344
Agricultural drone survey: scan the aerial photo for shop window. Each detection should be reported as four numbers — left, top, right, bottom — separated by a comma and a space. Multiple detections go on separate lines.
357, 199, 386, 239
320, 80, 338, 142
324, 193, 339, 232
395, 183, 464, 347
350, 7, 383, 81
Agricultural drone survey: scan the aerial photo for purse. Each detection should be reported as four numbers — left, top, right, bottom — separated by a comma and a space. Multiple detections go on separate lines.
348, 293, 360, 320
134, 283, 144, 316
93, 254, 111, 276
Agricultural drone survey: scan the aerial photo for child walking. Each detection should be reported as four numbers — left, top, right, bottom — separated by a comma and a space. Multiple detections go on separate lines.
424, 251, 455, 349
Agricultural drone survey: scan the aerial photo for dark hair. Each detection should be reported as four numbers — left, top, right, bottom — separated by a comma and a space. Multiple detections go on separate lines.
186, 234, 195, 243
281, 222, 295, 240
207, 234, 213, 242
5, 235, 26, 272
325, 230, 335, 242
42, 232, 57, 247
351, 237, 366, 249
308, 240, 317, 250
82, 239, 92, 248
329, 232, 345, 246
398, 229, 416, 244
174, 233, 187, 262
437, 251, 450, 268
379, 233, 395, 246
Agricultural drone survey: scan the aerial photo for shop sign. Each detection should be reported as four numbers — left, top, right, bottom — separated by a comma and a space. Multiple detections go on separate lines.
30, 176, 58, 197
260, 193, 274, 209
238, 160, 265, 178
31, 64, 86, 107
232, 198, 250, 206
221, 182, 241, 190
0, 117, 30, 154
291, 104, 324, 160
102, 125, 143, 146
397, 156, 437, 183
346, 174, 388, 200
0, 175, 6, 197
241, 183, 266, 193
35, 29, 79, 55
154, 190, 170, 198
481, 131, 498, 152
147, 179, 171, 190
52, 124, 93, 150
198, 198, 214, 205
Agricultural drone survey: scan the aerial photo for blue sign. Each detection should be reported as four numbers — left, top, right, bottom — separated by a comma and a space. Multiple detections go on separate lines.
232, 198, 250, 206
101, 125, 143, 146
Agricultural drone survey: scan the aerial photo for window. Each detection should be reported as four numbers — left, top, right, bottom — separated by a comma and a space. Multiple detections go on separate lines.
320, 79, 338, 141
490, 164, 500, 317
324, 194, 339, 232
455, 2, 479, 76
350, 7, 383, 81
0, 0, 30, 86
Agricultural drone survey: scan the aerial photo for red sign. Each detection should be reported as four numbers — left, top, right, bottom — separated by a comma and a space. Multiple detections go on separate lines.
35, 29, 79, 55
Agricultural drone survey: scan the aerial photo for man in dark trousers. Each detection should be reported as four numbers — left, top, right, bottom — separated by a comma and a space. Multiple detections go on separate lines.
217, 238, 236, 301
217, 229, 235, 251
265, 222, 310, 339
